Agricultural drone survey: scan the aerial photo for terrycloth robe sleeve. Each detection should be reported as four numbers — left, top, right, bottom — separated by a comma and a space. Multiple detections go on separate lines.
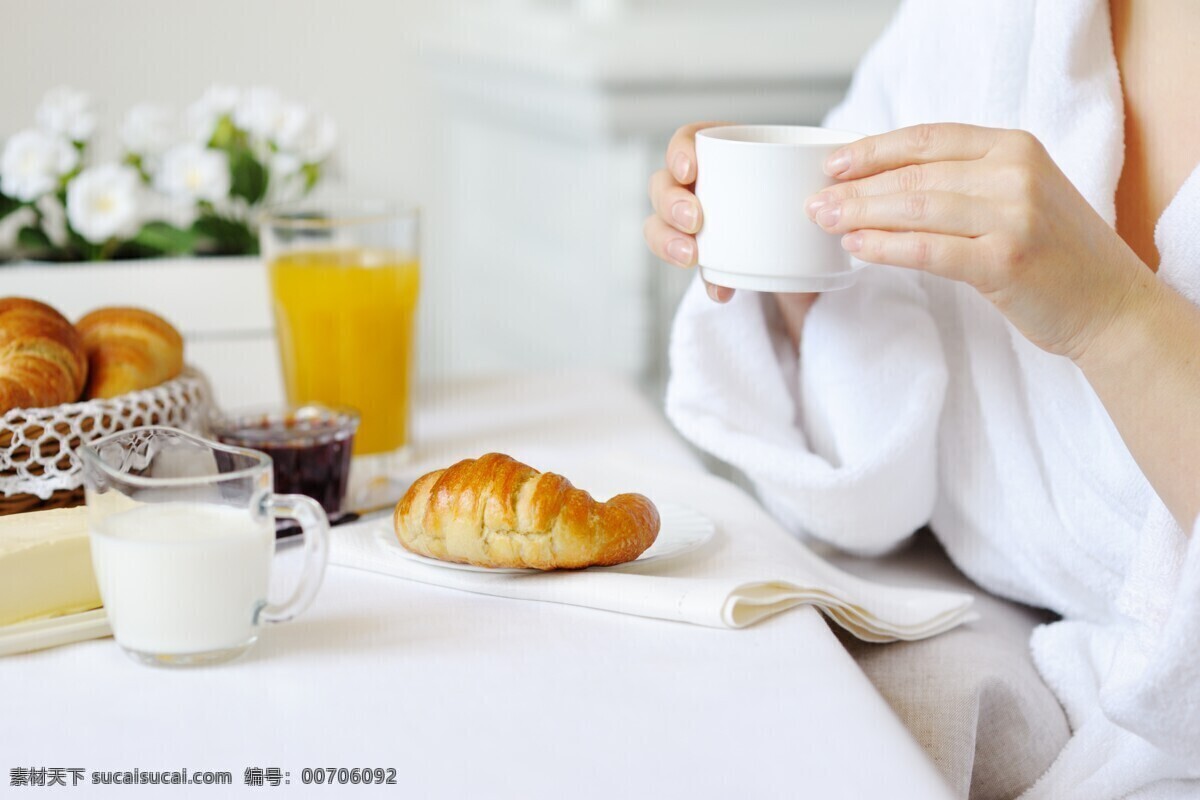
665, 4, 949, 555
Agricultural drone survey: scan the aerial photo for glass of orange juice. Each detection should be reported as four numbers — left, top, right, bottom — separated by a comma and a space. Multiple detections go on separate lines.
261, 203, 419, 472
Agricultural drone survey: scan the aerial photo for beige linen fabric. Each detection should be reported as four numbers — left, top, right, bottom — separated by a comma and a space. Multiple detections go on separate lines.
824, 532, 1070, 800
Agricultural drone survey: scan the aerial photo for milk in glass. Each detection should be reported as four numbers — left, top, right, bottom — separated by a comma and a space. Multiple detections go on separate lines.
90, 502, 274, 655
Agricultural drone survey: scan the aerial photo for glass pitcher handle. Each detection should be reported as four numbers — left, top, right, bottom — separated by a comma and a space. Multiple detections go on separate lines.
260, 493, 330, 623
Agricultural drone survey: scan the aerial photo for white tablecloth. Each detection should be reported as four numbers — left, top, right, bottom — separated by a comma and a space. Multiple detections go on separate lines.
1, 372, 953, 799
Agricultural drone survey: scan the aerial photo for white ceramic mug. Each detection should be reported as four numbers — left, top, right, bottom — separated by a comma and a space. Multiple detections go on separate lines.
695, 125, 864, 292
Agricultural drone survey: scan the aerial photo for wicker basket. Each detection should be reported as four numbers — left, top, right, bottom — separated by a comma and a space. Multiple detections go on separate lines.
0, 367, 213, 516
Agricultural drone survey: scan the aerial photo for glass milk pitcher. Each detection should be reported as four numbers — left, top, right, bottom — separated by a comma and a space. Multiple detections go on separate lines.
80, 426, 329, 667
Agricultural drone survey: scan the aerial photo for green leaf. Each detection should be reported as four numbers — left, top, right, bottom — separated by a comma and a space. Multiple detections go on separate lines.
301, 163, 321, 193
17, 225, 53, 253
62, 223, 102, 261
109, 240, 167, 260
192, 213, 259, 256
0, 193, 19, 222
133, 221, 197, 255
123, 152, 152, 183
229, 150, 268, 205
209, 115, 241, 150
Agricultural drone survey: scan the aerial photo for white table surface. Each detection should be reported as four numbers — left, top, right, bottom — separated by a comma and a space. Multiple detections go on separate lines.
1, 371, 952, 799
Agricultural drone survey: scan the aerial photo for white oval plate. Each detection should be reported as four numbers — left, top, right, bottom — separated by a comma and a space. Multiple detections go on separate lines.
373, 502, 715, 574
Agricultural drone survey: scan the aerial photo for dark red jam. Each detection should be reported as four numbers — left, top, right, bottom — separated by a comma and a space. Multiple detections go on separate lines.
212, 405, 359, 531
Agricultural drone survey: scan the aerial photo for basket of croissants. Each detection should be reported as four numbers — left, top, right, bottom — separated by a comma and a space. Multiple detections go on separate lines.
0, 297, 213, 516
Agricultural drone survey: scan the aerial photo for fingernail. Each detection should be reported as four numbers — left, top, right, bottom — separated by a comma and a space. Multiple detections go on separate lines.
824, 150, 851, 177
672, 152, 692, 182
806, 193, 832, 220
841, 232, 863, 252
671, 201, 698, 230
705, 283, 726, 303
815, 202, 841, 228
666, 238, 694, 266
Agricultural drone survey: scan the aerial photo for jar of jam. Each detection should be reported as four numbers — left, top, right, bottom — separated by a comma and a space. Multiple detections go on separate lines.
211, 405, 359, 530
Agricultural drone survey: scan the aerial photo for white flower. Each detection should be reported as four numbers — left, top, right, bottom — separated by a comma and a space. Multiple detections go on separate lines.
276, 105, 337, 163
155, 143, 231, 203
121, 104, 177, 157
0, 129, 78, 201
265, 152, 305, 205
0, 205, 35, 255
66, 164, 143, 243
35, 194, 69, 248
233, 87, 286, 140
36, 87, 97, 142
186, 84, 241, 143
140, 191, 197, 230
270, 151, 302, 179
199, 84, 241, 114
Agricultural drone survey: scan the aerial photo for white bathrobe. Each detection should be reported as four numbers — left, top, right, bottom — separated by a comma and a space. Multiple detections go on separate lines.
665, 1, 1200, 797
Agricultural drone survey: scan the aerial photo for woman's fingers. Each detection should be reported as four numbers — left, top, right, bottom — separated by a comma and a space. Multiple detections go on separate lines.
842, 229, 978, 283
649, 169, 703, 234
706, 283, 735, 303
643, 214, 696, 268
650, 120, 735, 303
666, 121, 734, 184
809, 160, 989, 207
825, 123, 1002, 180
643, 212, 734, 303
811, 191, 997, 237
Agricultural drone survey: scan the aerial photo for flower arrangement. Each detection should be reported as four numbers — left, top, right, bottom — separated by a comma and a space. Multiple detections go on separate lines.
0, 86, 336, 261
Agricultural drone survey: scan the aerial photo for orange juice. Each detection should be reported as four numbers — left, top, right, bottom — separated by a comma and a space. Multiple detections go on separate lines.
269, 248, 419, 455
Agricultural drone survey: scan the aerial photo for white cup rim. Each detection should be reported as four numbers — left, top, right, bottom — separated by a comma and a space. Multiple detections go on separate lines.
696, 124, 864, 147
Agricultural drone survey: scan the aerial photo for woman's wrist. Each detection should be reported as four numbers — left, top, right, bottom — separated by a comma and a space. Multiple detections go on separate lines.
1071, 264, 1163, 375
774, 293, 819, 352
1070, 265, 1200, 529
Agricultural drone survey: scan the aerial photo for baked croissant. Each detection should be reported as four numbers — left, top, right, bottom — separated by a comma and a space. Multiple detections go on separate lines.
0, 297, 89, 413
394, 453, 660, 570
75, 307, 184, 399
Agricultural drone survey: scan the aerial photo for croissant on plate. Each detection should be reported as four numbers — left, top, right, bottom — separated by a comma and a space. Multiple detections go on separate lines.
75, 307, 184, 399
0, 298, 89, 414
394, 453, 660, 570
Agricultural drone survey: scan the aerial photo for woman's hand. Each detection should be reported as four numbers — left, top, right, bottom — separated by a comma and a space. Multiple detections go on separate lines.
644, 122, 735, 303
806, 123, 1147, 361
645, 122, 820, 346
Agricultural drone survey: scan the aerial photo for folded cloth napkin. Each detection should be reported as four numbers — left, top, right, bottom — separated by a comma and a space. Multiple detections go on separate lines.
330, 453, 974, 638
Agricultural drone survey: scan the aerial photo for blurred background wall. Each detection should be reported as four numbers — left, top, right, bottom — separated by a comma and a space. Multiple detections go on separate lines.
2, 0, 900, 392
